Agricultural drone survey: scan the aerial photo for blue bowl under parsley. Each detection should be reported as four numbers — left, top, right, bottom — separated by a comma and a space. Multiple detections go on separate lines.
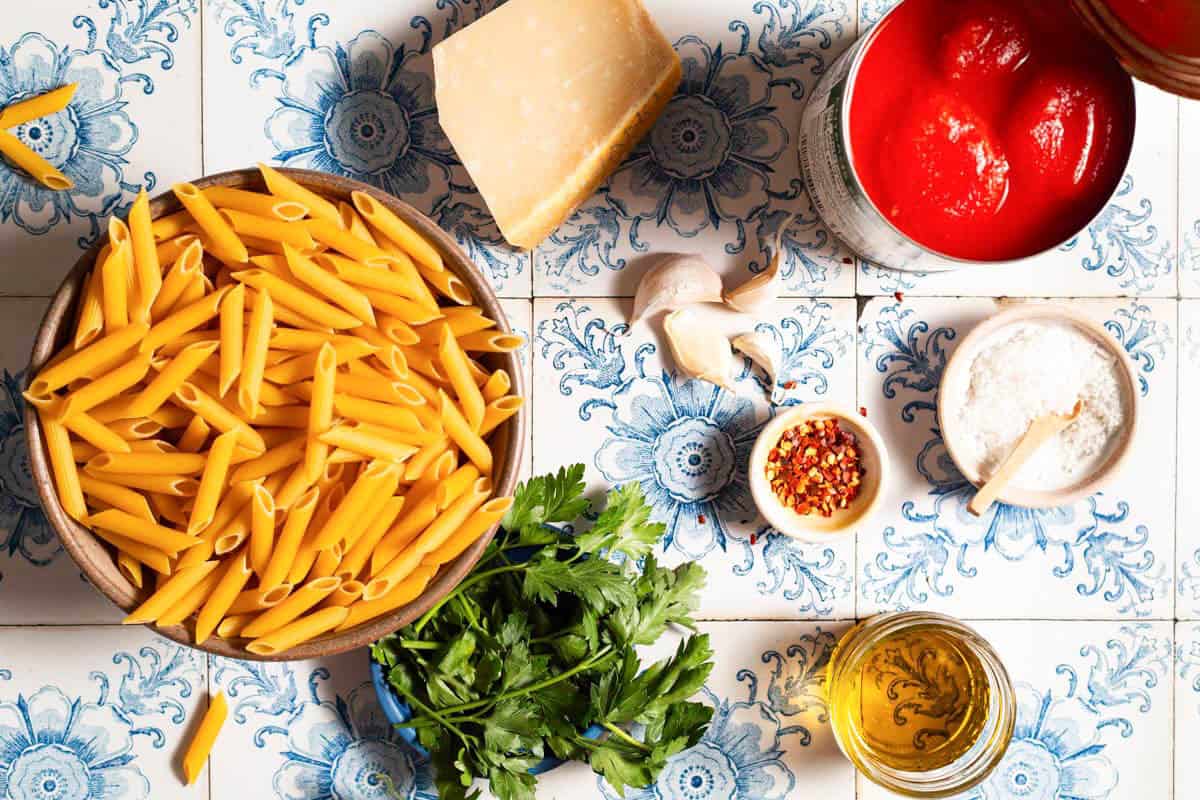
366, 465, 716, 800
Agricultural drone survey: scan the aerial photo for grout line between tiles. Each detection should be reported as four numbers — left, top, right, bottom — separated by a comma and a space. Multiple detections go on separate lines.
199, 0, 207, 176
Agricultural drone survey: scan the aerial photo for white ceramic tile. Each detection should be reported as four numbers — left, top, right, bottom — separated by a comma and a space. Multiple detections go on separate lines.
532, 297, 857, 620
498, 297, 533, 481
1181, 98, 1200, 295
531, 0, 857, 299
0, 297, 122, 623
1177, 623, 1200, 797
0, 626, 207, 798
202, 0, 531, 297
857, 297, 1176, 619
1178, 302, 1200, 617
209, 650, 427, 799
0, 0, 201, 297
857, 82, 1180, 297
859, 620, 1174, 800
495, 620, 857, 800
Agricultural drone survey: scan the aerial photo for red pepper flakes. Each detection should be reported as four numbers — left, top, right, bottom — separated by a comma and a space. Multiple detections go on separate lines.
859, 406, 868, 417
783, 380, 797, 390
764, 418, 864, 518
893, 291, 904, 302
750, 533, 758, 545
697, 514, 707, 524
841, 256, 853, 265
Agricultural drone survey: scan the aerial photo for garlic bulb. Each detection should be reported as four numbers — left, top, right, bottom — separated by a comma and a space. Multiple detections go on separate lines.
723, 214, 794, 314
732, 331, 784, 404
630, 255, 724, 326
663, 307, 738, 390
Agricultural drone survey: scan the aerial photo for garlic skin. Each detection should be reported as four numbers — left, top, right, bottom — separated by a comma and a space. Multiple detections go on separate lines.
630, 255, 724, 326
724, 213, 793, 315
724, 249, 782, 315
663, 307, 738, 390
732, 331, 784, 404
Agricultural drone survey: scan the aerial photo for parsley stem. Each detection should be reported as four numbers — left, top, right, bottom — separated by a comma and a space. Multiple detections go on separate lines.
412, 564, 527, 634
390, 683, 474, 744
436, 645, 615, 716
397, 640, 441, 650
602, 722, 651, 752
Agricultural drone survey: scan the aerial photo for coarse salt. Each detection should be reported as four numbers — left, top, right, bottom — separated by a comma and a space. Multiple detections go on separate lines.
948, 320, 1127, 491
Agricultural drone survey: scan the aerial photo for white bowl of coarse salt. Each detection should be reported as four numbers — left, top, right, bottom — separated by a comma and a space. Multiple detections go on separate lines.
938, 304, 1139, 509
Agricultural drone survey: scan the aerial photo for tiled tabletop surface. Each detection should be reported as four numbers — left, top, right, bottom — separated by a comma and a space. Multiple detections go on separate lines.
0, 0, 1194, 798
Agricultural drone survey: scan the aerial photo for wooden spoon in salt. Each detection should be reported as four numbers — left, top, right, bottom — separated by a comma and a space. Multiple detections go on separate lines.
966, 400, 1084, 517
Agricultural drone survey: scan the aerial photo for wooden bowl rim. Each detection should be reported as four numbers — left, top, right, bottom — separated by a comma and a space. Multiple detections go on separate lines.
24, 167, 526, 661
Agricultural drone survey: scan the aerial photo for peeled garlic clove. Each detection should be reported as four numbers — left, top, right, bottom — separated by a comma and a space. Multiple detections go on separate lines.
724, 213, 794, 314
732, 331, 784, 404
631, 255, 724, 326
663, 307, 738, 390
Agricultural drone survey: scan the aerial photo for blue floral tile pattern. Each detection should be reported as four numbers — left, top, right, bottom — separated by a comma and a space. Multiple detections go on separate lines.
533, 298, 856, 619
0, 0, 200, 296
210, 654, 435, 800
0, 627, 204, 800
857, 298, 1176, 619
532, 0, 855, 298
205, 0, 529, 296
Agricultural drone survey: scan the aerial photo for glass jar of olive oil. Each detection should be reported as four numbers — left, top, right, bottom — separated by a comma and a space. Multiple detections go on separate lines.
826, 612, 1015, 797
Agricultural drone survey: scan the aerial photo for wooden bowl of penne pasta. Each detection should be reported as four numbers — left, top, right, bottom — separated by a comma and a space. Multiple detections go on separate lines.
23, 166, 526, 661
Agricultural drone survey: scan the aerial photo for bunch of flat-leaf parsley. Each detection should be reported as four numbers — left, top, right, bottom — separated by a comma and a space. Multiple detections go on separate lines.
370, 465, 714, 800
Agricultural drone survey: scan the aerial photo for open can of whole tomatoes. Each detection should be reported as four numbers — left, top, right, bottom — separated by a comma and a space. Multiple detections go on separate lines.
799, 0, 1141, 272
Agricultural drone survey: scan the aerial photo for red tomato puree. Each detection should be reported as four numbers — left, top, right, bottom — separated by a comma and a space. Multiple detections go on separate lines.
850, 0, 1135, 261
1103, 0, 1200, 58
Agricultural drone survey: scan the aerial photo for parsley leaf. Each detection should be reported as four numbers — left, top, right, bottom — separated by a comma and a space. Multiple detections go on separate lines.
501, 464, 590, 537
374, 466, 714, 800
574, 481, 664, 559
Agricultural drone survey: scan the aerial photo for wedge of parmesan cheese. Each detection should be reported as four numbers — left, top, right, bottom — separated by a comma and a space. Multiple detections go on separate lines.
432, 0, 681, 249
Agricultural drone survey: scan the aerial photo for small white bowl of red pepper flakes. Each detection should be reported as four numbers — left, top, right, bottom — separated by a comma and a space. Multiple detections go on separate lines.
749, 404, 889, 539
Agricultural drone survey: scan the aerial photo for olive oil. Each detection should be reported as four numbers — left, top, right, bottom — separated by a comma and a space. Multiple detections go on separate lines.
825, 613, 1015, 797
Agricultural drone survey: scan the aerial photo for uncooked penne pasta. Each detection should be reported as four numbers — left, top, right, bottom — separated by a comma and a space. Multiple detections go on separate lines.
182, 692, 227, 785
221, 208, 316, 250
74, 271, 105, 349
0, 83, 76, 127
100, 223, 131, 334
233, 269, 361, 330
260, 486, 318, 592
239, 285, 273, 418
438, 323, 486, 431
0, 128, 72, 190
195, 552, 253, 644
218, 283, 245, 396
246, 605, 348, 656
128, 190, 161, 324
123, 561, 218, 625
336, 565, 437, 632
304, 343, 336, 481
29, 166, 521, 656
92, 528, 172, 575
439, 390, 492, 473
258, 162, 340, 224
284, 244, 375, 325
150, 240, 204, 322
351, 190, 443, 272
189, 430, 239, 535
127, 341, 218, 418
173, 183, 249, 263
205, 185, 308, 222
249, 484, 276, 578
455, 329, 526, 352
